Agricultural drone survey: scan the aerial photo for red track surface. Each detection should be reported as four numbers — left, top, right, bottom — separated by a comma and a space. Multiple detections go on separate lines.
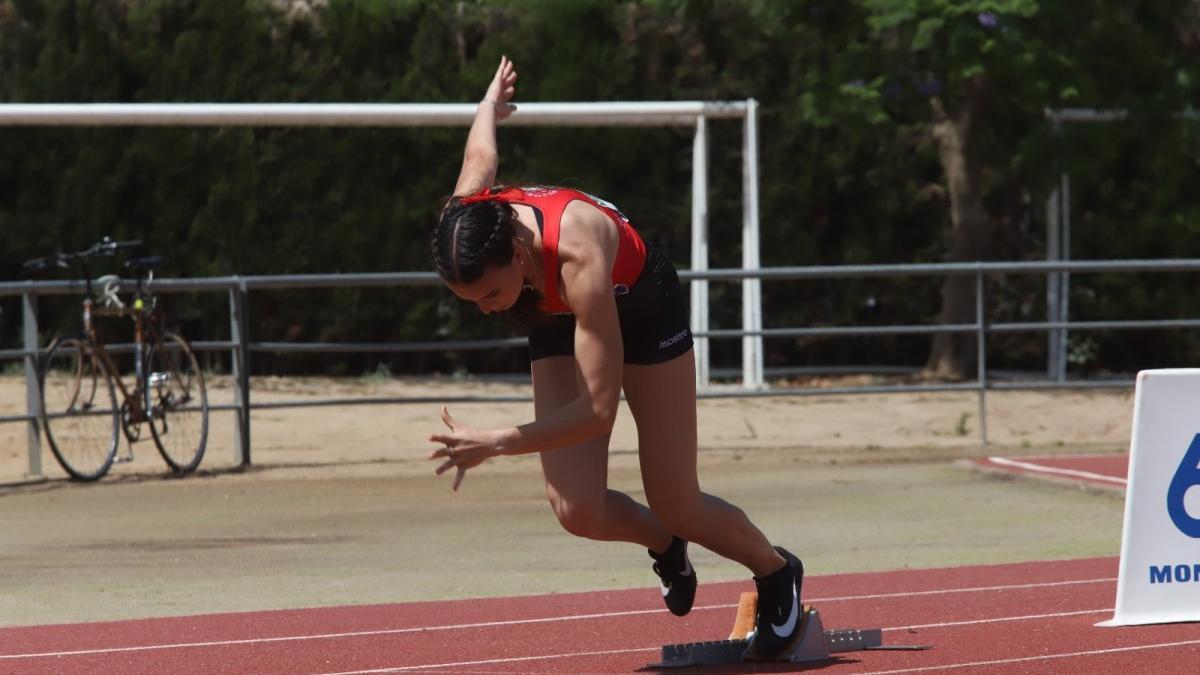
4, 556, 1199, 674
971, 454, 1129, 491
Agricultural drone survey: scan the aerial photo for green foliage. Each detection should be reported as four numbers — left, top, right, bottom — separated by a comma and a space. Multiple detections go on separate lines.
1, 0, 1199, 375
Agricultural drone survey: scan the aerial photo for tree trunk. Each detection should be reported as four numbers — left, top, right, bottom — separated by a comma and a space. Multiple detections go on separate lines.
925, 81, 994, 379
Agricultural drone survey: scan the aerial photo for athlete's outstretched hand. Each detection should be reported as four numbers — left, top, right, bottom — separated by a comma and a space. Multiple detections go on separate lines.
428, 406, 503, 491
483, 55, 518, 121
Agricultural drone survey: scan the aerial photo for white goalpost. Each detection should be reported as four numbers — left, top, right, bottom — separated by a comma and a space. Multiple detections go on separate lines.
1, 100, 765, 388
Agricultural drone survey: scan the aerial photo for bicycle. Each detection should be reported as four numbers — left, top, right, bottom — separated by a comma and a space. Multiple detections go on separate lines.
23, 237, 209, 481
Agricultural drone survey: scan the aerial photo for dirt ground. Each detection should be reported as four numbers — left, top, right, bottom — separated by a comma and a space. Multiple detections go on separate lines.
0, 373, 1136, 482
0, 374, 1132, 627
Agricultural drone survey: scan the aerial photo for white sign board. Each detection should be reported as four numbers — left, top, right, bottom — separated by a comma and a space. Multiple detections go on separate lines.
1099, 369, 1200, 626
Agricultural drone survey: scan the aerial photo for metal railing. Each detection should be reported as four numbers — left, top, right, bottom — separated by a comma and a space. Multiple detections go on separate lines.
3, 258, 1199, 479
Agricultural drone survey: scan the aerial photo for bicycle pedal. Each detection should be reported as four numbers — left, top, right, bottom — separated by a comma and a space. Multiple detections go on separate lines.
113, 454, 134, 464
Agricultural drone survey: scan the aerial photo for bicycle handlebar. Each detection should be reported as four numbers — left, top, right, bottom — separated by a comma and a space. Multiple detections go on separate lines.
84, 237, 144, 257
21, 254, 69, 273
22, 236, 145, 276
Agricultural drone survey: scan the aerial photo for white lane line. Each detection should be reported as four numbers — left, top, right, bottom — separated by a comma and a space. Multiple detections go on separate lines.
984, 456, 1127, 485
856, 638, 1200, 674
1018, 453, 1125, 460
0, 577, 1115, 661
0, 608, 674, 661
883, 607, 1109, 631
813, 576, 1113, 603
314, 646, 661, 674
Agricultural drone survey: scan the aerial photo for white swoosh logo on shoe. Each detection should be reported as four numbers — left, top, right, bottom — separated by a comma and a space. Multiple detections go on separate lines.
770, 584, 799, 638
660, 557, 693, 596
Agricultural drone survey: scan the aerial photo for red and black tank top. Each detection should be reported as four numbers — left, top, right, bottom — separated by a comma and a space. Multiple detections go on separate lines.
488, 186, 647, 315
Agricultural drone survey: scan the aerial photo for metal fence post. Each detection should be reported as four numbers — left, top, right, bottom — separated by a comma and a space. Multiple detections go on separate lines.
1046, 186, 1061, 379
229, 283, 251, 466
1058, 173, 1072, 382
691, 114, 710, 388
976, 268, 988, 445
22, 291, 43, 477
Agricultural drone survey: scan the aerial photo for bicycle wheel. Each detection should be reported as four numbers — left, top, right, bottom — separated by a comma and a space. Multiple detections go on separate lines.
145, 332, 208, 473
40, 336, 119, 481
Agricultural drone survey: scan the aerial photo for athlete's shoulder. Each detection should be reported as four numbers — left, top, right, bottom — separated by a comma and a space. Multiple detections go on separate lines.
559, 199, 619, 258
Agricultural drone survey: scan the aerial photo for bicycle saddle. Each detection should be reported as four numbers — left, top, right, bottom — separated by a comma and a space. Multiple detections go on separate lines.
125, 256, 162, 272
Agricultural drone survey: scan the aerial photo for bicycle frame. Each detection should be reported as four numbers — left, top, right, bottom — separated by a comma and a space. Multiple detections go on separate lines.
83, 296, 156, 431
61, 244, 164, 443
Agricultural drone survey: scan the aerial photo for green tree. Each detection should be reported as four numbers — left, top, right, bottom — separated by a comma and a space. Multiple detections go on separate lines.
3, 0, 1199, 377
804, 0, 1199, 377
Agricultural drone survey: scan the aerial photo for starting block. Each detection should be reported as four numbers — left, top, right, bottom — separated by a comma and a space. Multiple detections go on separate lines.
650, 592, 928, 668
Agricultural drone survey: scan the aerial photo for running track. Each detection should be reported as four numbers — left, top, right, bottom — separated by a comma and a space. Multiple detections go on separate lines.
4, 557, 1199, 674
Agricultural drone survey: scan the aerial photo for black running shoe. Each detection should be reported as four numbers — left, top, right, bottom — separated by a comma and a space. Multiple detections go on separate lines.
746, 547, 805, 660
649, 536, 696, 616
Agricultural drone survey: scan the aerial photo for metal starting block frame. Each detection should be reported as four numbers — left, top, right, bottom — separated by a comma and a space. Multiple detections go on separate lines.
652, 605, 909, 668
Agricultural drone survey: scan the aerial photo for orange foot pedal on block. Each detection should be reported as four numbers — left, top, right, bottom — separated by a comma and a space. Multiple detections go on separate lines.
727, 591, 757, 639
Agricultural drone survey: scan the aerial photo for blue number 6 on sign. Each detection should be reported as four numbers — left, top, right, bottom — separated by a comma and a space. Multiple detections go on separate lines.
1167, 433, 1200, 538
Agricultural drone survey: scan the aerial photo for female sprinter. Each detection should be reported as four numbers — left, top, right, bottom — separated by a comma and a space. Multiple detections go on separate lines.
428, 56, 803, 660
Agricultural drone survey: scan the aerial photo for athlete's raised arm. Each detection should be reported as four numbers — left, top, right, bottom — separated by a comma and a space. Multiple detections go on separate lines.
453, 56, 518, 197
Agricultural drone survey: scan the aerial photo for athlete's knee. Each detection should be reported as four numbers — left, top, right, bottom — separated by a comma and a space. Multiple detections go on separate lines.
548, 494, 607, 539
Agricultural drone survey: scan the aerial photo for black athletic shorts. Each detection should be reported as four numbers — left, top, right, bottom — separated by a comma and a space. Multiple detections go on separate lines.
528, 242, 694, 365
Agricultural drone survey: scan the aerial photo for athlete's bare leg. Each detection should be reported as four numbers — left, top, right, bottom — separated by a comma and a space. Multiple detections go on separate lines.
623, 350, 786, 577
533, 355, 672, 551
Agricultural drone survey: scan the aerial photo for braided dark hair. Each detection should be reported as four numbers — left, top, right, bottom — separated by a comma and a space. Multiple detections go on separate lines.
432, 189, 547, 325
433, 196, 515, 284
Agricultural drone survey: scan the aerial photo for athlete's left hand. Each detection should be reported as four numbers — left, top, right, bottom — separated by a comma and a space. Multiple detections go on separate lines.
483, 55, 518, 121
428, 406, 504, 491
